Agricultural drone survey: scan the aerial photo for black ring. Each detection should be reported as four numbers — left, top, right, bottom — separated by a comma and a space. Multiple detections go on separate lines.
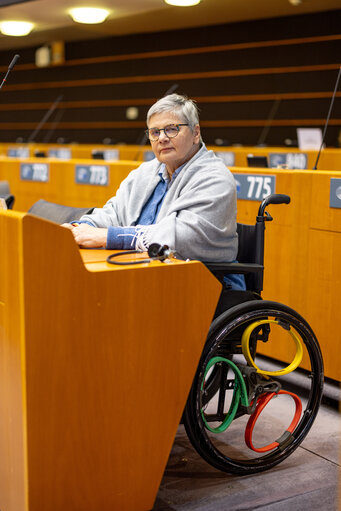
106, 250, 163, 265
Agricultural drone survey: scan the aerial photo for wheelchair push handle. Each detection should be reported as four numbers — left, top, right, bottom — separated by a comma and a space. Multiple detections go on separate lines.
258, 194, 290, 217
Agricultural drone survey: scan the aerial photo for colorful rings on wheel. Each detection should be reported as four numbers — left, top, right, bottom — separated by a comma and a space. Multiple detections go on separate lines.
241, 319, 304, 376
200, 356, 249, 433
244, 390, 302, 452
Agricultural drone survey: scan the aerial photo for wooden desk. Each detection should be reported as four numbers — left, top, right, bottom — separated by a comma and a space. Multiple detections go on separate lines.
1, 142, 341, 171
0, 211, 221, 511
0, 142, 145, 162
208, 145, 341, 171
0, 157, 137, 211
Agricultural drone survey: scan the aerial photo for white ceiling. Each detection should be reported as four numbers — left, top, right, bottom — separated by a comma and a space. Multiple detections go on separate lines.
0, 0, 340, 51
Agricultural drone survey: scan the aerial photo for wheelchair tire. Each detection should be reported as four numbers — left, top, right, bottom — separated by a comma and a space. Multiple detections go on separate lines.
183, 300, 324, 475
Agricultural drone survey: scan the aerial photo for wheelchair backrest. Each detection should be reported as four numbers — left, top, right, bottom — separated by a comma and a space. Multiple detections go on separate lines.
237, 223, 258, 264
236, 194, 290, 293
237, 222, 264, 293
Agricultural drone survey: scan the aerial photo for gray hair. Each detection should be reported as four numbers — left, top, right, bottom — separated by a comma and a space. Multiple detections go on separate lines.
147, 93, 200, 130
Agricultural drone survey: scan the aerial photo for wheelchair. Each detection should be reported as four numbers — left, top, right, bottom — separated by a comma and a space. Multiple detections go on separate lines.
182, 193, 324, 475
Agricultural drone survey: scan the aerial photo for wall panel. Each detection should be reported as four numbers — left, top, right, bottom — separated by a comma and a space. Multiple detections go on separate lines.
0, 10, 340, 146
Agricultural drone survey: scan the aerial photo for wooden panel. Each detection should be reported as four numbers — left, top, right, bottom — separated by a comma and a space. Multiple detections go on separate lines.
2, 143, 341, 170
0, 212, 28, 511
4, 63, 339, 92
0, 10, 340, 145
0, 158, 64, 211
235, 167, 313, 309
0, 211, 221, 511
215, 146, 341, 171
57, 160, 137, 207
234, 167, 341, 380
0, 158, 137, 211
0, 142, 145, 161
1, 33, 339, 72
305, 229, 341, 381
309, 170, 341, 231
0, 91, 339, 114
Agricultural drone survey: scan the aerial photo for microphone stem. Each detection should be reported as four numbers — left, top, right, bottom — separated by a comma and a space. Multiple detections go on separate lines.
0, 69, 11, 90
0, 54, 20, 90
313, 67, 341, 170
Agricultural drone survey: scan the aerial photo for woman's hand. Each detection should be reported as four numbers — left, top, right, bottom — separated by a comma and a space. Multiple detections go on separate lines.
61, 223, 108, 248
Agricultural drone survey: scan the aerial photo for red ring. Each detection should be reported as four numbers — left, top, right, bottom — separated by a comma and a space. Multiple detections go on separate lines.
245, 390, 302, 453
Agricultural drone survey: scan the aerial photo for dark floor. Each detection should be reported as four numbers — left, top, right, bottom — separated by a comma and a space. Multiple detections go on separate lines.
153, 381, 340, 511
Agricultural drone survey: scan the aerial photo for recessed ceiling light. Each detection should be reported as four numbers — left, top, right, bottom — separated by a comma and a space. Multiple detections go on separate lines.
164, 0, 201, 5
69, 7, 110, 24
0, 21, 34, 36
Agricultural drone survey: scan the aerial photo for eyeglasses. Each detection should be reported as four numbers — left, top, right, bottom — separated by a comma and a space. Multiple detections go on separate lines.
145, 123, 189, 141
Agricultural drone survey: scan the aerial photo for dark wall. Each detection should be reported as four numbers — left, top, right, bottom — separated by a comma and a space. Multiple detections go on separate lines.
0, 9, 340, 146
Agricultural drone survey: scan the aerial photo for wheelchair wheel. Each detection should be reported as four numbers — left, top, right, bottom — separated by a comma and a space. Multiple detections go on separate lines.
183, 300, 324, 475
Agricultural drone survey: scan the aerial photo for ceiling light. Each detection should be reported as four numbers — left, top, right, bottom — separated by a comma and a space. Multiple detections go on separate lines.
164, 0, 201, 5
0, 21, 34, 36
69, 7, 110, 24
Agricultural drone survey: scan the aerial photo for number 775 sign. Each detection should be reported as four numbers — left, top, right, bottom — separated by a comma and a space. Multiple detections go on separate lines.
233, 173, 276, 201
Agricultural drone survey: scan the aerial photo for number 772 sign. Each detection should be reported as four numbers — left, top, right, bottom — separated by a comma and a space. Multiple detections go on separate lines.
233, 173, 276, 201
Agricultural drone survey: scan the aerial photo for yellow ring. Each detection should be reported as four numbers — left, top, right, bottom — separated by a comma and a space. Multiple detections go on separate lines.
241, 319, 303, 376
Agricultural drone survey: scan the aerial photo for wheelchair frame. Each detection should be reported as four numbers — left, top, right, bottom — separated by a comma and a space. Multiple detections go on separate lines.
182, 193, 324, 475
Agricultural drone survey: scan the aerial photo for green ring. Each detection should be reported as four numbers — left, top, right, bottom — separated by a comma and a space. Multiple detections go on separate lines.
201, 356, 249, 433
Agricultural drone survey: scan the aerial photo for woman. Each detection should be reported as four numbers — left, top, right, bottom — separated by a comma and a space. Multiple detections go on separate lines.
63, 93, 239, 268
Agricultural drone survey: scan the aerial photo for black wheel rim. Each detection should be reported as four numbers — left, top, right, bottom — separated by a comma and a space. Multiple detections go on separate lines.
183, 300, 324, 475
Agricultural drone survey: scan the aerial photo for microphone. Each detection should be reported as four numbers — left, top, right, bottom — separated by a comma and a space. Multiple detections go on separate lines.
147, 243, 174, 260
313, 67, 341, 170
0, 54, 20, 90
8, 54, 20, 70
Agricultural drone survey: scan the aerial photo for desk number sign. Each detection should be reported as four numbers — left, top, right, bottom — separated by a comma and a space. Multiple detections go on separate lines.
20, 163, 49, 182
330, 178, 341, 208
48, 148, 72, 159
75, 165, 109, 186
233, 173, 276, 201
8, 147, 30, 158
269, 152, 308, 169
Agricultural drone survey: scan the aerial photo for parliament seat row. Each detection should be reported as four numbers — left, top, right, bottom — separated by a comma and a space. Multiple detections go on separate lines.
1, 142, 341, 170
0, 157, 340, 381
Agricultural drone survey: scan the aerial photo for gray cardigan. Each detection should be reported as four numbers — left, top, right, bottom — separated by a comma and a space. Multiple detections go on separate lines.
80, 144, 238, 262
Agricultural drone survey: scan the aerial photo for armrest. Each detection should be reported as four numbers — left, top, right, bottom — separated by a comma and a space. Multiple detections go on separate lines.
204, 262, 264, 275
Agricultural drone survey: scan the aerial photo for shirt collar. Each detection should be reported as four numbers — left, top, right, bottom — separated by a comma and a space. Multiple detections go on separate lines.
158, 163, 186, 183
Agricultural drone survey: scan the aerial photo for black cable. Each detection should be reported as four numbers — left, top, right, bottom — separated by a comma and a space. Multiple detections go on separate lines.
106, 244, 174, 265
107, 250, 154, 265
